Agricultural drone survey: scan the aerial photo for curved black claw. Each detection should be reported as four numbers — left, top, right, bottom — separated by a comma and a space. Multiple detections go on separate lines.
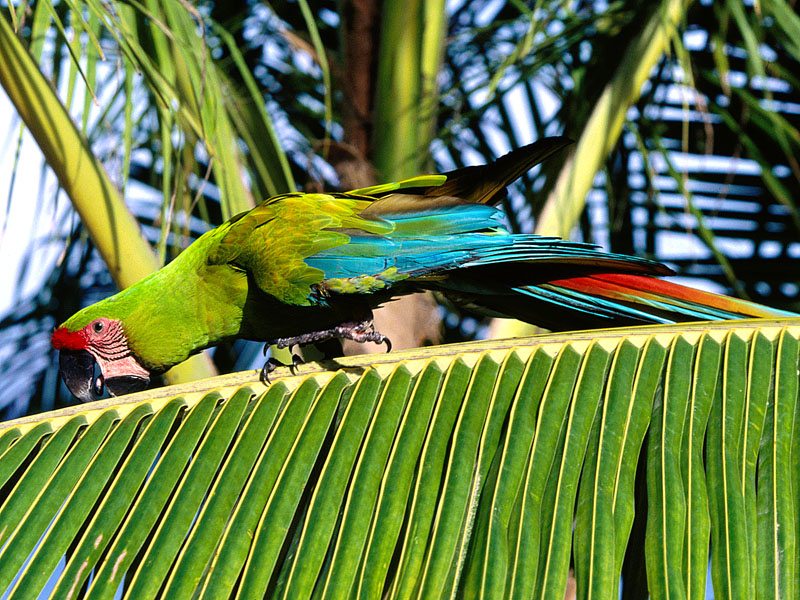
260, 358, 275, 385
260, 354, 306, 384
260, 357, 287, 385
383, 336, 392, 353
290, 353, 304, 375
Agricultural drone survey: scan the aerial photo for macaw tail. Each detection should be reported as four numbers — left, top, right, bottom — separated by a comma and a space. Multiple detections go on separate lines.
311, 136, 796, 331
448, 272, 797, 332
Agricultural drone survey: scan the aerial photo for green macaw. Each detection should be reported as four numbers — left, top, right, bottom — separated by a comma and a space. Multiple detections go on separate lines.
52, 137, 795, 401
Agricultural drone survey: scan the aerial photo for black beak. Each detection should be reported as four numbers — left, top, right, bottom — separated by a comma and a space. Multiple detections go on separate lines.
59, 351, 151, 402
105, 375, 149, 397
59, 350, 99, 403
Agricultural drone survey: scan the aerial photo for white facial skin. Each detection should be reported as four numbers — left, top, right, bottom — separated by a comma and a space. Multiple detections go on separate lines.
81, 318, 150, 394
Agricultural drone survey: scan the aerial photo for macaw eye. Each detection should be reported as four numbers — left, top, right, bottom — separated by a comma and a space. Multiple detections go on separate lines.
93, 321, 104, 333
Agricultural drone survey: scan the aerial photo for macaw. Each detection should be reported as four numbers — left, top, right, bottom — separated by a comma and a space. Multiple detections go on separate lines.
52, 137, 796, 401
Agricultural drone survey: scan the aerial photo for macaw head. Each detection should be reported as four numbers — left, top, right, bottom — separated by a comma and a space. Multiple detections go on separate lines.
51, 316, 150, 402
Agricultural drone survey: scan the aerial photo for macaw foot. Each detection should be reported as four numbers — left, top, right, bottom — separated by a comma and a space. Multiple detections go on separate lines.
270, 320, 393, 353
260, 353, 304, 385
260, 321, 391, 384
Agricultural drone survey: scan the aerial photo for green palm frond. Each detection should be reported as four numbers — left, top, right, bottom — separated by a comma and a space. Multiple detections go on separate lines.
1, 318, 798, 597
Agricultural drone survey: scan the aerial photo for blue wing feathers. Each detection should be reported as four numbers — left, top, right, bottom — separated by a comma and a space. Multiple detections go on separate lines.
307, 202, 661, 282
384, 205, 507, 236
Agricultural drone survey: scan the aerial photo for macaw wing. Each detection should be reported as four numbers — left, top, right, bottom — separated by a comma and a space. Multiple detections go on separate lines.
208, 193, 393, 306
306, 202, 667, 297
209, 192, 523, 304
206, 136, 575, 306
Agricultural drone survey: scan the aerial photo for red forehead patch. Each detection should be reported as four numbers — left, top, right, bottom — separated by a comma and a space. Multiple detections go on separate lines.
51, 327, 88, 351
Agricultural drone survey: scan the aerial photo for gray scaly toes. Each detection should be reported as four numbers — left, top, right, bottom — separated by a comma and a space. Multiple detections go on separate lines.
269, 320, 393, 353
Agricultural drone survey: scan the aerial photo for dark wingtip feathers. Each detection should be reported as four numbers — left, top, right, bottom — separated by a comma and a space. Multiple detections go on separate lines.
432, 136, 574, 205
